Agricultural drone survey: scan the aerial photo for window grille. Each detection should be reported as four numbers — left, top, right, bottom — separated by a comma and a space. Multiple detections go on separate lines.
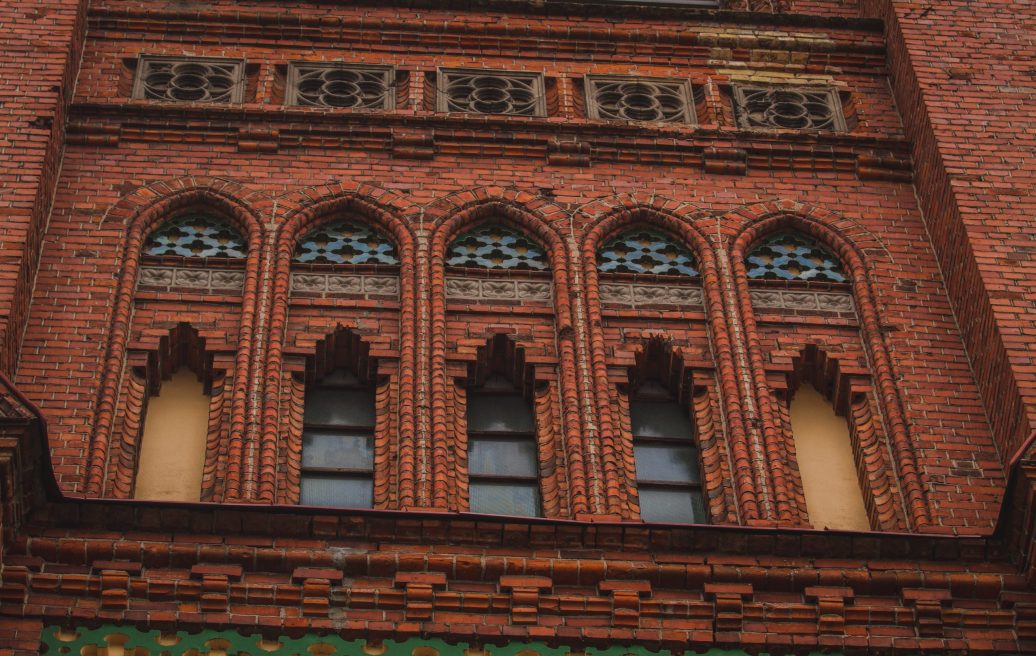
294, 220, 399, 265
287, 63, 395, 110
467, 374, 541, 517
446, 223, 548, 271
597, 229, 699, 276
300, 369, 375, 508
732, 85, 846, 132
437, 68, 547, 117
143, 215, 247, 259
132, 56, 245, 104
586, 76, 696, 124
630, 380, 706, 524
745, 231, 847, 282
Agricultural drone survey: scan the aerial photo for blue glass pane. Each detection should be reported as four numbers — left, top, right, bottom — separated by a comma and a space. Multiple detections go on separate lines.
745, 231, 846, 282
300, 475, 373, 508
638, 486, 706, 523
144, 215, 246, 258
469, 481, 540, 517
301, 431, 374, 470
294, 220, 399, 265
304, 388, 376, 427
630, 399, 694, 438
467, 393, 536, 433
446, 223, 547, 270
634, 443, 700, 484
469, 437, 538, 477
598, 229, 698, 276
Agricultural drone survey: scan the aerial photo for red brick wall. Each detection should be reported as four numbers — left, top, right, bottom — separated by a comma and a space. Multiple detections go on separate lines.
862, 0, 1036, 464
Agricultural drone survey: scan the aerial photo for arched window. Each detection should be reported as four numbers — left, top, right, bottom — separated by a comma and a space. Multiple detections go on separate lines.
144, 214, 247, 259
466, 373, 541, 517
133, 324, 212, 502
300, 367, 376, 508
630, 379, 706, 523
745, 231, 846, 282
789, 382, 870, 530
446, 223, 547, 270
293, 219, 399, 265
598, 228, 699, 277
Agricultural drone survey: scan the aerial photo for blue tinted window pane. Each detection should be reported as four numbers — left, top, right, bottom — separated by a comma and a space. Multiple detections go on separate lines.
144, 215, 247, 258
634, 443, 700, 484
294, 220, 399, 265
300, 475, 373, 508
304, 388, 375, 427
638, 487, 706, 524
597, 229, 698, 276
745, 231, 846, 282
467, 393, 535, 433
630, 400, 693, 438
446, 223, 547, 270
469, 437, 538, 477
469, 481, 540, 517
302, 431, 374, 470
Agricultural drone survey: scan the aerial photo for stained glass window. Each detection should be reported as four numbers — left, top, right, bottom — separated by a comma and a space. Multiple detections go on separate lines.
143, 215, 247, 258
598, 229, 699, 276
446, 223, 548, 271
294, 220, 399, 265
745, 231, 847, 282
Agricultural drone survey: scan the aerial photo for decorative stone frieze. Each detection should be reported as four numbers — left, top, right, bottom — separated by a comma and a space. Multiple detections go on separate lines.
289, 272, 400, 298
444, 277, 552, 302
138, 266, 246, 292
599, 282, 704, 307
748, 288, 855, 313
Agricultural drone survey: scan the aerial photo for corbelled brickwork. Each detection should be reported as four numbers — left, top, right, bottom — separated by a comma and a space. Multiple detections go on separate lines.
1, 0, 1034, 653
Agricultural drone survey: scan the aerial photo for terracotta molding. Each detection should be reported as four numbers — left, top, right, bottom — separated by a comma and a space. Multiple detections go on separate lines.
259, 185, 418, 504
424, 190, 583, 512
86, 179, 265, 498
577, 195, 760, 521
727, 201, 932, 530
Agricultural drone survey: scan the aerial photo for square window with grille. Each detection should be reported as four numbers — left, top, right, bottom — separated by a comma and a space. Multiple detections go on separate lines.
286, 62, 395, 110
437, 68, 547, 117
132, 55, 246, 104
732, 85, 846, 132
585, 75, 696, 124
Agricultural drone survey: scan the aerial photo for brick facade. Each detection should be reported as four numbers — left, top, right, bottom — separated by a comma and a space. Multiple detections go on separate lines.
0, 0, 1034, 653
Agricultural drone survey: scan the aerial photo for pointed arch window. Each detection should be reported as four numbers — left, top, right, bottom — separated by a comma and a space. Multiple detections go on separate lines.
745, 231, 846, 282
446, 223, 548, 271
466, 373, 541, 517
630, 380, 706, 523
300, 368, 376, 508
598, 229, 699, 277
294, 219, 399, 265
144, 214, 247, 259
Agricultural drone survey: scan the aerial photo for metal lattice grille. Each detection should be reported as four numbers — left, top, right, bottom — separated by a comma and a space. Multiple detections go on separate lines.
294, 220, 399, 265
287, 63, 395, 109
586, 76, 696, 124
133, 56, 245, 104
438, 69, 547, 117
446, 224, 548, 270
746, 231, 846, 282
733, 85, 845, 131
598, 229, 699, 277
144, 215, 247, 258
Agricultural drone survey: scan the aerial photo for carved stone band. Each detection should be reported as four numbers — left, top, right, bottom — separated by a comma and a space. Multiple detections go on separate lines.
445, 277, 553, 302
290, 273, 400, 298
600, 283, 704, 307
139, 266, 245, 292
749, 289, 855, 313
